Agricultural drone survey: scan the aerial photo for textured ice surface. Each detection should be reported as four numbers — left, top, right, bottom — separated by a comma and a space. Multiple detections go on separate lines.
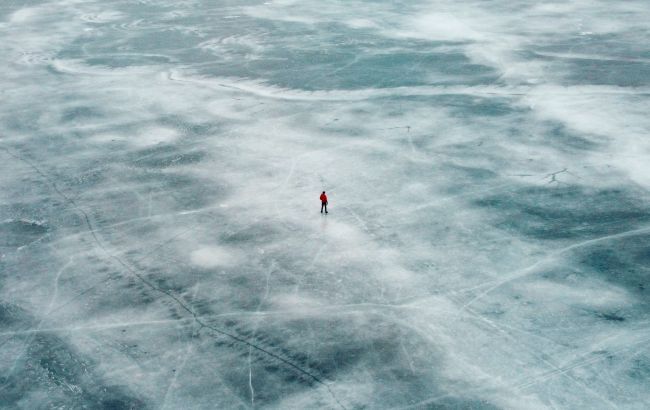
1, 0, 650, 409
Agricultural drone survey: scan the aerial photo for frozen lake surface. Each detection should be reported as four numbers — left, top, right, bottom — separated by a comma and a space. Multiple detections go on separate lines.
2, 0, 650, 408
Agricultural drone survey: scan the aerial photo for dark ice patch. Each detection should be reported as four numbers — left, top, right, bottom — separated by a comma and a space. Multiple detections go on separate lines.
163, 173, 223, 209
379, 94, 515, 119
444, 164, 499, 190
437, 94, 515, 117
532, 36, 650, 86
0, 333, 148, 409
129, 146, 206, 169
475, 186, 650, 240
422, 397, 502, 409
270, 50, 498, 90
221, 222, 282, 245
211, 22, 499, 91
547, 124, 599, 151
61, 106, 103, 123
85, 54, 171, 68
194, 313, 495, 408
566, 58, 650, 87
628, 355, 650, 380
0, 302, 36, 330
0, 219, 48, 247
596, 311, 626, 322
576, 233, 650, 297
87, 169, 225, 226
126, 29, 199, 52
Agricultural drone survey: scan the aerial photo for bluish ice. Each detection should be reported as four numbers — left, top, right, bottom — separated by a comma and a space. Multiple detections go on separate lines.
1, 0, 650, 409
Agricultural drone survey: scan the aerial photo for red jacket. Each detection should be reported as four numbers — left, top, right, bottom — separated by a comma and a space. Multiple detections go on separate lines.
320, 193, 328, 203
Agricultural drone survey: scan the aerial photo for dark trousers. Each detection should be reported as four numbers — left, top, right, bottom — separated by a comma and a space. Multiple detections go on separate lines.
321, 202, 328, 213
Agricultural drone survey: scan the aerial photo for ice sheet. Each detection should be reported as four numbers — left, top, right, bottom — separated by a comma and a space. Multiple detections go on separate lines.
1, 0, 650, 408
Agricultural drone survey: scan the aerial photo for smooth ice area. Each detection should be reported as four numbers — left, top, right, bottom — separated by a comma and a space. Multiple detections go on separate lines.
1, 1, 650, 409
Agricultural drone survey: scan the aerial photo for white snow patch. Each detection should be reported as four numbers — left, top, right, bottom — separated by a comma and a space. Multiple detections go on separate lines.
190, 246, 241, 268
133, 126, 179, 147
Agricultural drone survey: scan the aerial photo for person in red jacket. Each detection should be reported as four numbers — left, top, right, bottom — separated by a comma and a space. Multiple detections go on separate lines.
320, 191, 328, 214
